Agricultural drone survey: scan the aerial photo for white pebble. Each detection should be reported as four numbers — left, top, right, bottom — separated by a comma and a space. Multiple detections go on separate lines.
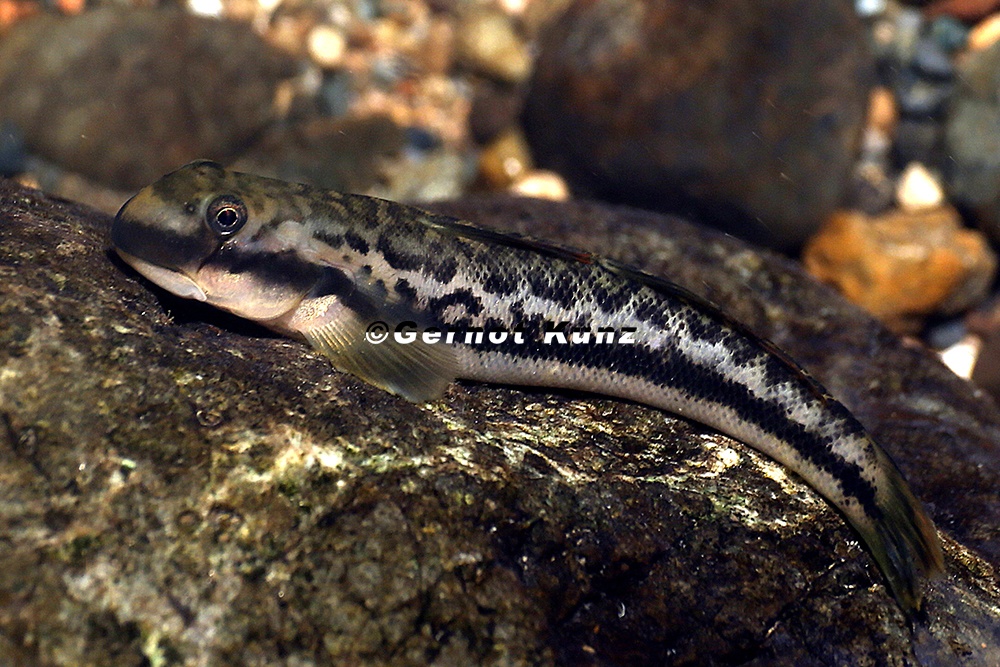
511, 170, 570, 200
187, 0, 223, 17
896, 162, 944, 212
308, 25, 347, 70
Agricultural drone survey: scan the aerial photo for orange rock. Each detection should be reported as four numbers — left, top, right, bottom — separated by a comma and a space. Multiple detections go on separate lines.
926, 0, 1000, 21
57, 0, 86, 15
803, 208, 997, 332
0, 0, 38, 34
867, 86, 898, 137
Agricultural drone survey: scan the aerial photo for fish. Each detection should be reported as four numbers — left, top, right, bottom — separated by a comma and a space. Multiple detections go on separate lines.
111, 160, 944, 614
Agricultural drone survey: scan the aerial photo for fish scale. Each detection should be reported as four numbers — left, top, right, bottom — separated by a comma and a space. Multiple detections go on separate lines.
111, 160, 944, 615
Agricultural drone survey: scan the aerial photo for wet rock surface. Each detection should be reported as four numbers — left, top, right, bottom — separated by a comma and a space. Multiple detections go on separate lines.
0, 8, 298, 189
523, 0, 873, 251
1, 179, 999, 665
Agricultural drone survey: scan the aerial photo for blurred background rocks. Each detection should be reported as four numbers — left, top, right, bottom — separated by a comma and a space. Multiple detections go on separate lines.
0, 8, 298, 189
524, 0, 874, 252
5, 0, 1000, 388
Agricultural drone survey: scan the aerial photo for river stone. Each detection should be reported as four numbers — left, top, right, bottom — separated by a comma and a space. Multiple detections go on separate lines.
0, 8, 298, 189
1, 179, 998, 665
945, 37, 1000, 246
523, 0, 873, 251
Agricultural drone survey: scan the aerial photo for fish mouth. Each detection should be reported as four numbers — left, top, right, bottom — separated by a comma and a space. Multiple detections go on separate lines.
115, 249, 208, 302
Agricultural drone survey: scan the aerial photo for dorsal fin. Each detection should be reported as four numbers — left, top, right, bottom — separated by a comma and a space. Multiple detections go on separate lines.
419, 213, 596, 264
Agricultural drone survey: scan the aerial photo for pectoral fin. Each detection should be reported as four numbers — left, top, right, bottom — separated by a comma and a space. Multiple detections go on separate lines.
302, 313, 458, 402
289, 266, 457, 402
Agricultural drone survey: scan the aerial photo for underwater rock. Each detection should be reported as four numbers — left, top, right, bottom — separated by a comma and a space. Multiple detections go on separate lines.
1, 179, 998, 665
803, 206, 996, 333
0, 8, 298, 189
524, 0, 873, 251
945, 37, 1000, 246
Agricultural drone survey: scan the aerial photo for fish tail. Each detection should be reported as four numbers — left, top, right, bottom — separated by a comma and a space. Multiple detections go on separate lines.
855, 449, 944, 614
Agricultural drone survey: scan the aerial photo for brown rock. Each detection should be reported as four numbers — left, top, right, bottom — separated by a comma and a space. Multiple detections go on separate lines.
455, 7, 531, 84
230, 115, 406, 193
524, 0, 873, 251
0, 8, 299, 189
2, 180, 999, 664
803, 207, 997, 332
478, 126, 534, 189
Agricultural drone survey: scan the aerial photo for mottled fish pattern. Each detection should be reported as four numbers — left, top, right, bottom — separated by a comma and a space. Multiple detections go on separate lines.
111, 161, 943, 614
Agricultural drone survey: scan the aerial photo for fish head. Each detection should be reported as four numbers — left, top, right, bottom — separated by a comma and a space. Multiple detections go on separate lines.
112, 160, 325, 322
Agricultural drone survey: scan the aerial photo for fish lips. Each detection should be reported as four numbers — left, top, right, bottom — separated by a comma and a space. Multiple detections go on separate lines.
112, 196, 214, 301
114, 248, 209, 302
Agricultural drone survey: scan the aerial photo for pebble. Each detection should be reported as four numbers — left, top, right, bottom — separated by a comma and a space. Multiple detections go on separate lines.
510, 170, 569, 200
370, 150, 470, 201
940, 333, 981, 379
856, 0, 888, 17
308, 24, 347, 69
317, 70, 355, 117
888, 6, 925, 63
847, 160, 895, 215
896, 162, 945, 211
478, 127, 533, 189
455, 7, 531, 84
926, 0, 1000, 22
404, 125, 441, 152
867, 86, 898, 136
803, 207, 997, 332
968, 12, 1000, 51
0, 1, 39, 31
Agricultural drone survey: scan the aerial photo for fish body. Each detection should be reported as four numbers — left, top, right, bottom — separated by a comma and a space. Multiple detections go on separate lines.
111, 161, 943, 613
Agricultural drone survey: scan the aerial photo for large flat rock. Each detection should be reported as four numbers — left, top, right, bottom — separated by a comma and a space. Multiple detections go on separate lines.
1, 179, 998, 665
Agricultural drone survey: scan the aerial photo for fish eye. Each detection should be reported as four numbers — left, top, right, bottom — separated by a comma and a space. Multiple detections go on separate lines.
205, 195, 248, 237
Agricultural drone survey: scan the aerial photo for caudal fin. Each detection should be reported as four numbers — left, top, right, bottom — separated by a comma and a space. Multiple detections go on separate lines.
857, 450, 944, 614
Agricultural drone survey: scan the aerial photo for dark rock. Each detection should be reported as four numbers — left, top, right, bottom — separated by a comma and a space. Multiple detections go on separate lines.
231, 115, 406, 193
1, 179, 999, 664
945, 38, 1000, 245
468, 77, 527, 145
893, 117, 943, 166
0, 121, 25, 178
523, 0, 874, 251
0, 8, 299, 190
